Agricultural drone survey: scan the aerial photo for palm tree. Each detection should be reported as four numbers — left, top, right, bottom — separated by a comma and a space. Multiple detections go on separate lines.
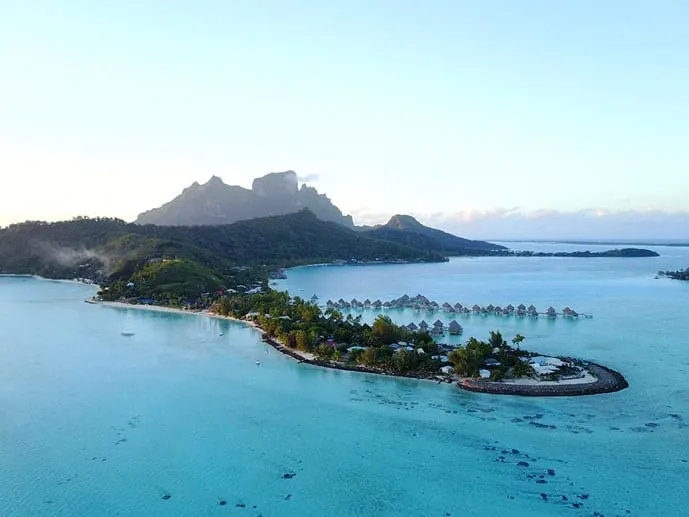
512, 334, 525, 351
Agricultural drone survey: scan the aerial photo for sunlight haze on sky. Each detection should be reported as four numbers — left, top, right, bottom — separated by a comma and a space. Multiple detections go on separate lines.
1, 1, 688, 238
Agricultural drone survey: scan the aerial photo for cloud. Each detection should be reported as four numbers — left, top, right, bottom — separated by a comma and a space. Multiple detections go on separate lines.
297, 173, 321, 183
350, 208, 689, 241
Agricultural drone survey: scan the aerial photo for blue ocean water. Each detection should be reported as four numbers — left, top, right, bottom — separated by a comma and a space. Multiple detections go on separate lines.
2, 244, 689, 516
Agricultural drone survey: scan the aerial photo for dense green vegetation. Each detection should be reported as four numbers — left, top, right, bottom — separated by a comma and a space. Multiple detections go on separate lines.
447, 331, 533, 379
212, 290, 533, 379
0, 211, 446, 303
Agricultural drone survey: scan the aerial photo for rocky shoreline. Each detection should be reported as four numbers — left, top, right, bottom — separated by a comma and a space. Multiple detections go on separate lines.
458, 363, 628, 397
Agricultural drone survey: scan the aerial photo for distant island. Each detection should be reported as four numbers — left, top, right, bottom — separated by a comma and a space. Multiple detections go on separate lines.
510, 248, 660, 258
659, 268, 689, 280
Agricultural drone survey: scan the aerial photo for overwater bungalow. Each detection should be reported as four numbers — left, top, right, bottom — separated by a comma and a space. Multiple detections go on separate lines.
310, 294, 319, 303
442, 302, 453, 311
505, 304, 515, 314
528, 304, 538, 317
418, 320, 429, 331
486, 304, 495, 312
372, 299, 382, 308
448, 320, 463, 335
350, 298, 359, 307
472, 304, 481, 312
454, 303, 463, 311
326, 300, 335, 308
494, 305, 503, 314
517, 303, 526, 312
546, 306, 557, 318
430, 327, 443, 336
363, 298, 371, 307
433, 319, 444, 328
407, 322, 419, 331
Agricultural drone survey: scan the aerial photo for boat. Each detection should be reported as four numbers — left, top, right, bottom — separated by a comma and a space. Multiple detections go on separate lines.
121, 332, 135, 337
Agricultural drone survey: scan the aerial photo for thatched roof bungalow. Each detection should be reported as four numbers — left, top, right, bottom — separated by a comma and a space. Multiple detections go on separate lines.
418, 320, 429, 330
433, 319, 444, 328
448, 320, 463, 335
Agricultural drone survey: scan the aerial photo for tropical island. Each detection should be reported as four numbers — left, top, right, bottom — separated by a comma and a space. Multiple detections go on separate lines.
659, 267, 689, 280
0, 177, 637, 396
509, 248, 659, 258
89, 289, 627, 396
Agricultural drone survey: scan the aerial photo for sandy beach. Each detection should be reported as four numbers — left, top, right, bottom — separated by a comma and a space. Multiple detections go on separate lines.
89, 299, 318, 361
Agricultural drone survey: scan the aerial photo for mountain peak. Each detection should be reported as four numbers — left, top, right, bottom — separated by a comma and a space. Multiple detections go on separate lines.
386, 214, 424, 230
252, 171, 298, 197
206, 175, 225, 186
367, 214, 506, 254
134, 170, 354, 228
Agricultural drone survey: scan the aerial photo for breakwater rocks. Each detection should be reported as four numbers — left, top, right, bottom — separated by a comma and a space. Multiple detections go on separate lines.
459, 363, 628, 397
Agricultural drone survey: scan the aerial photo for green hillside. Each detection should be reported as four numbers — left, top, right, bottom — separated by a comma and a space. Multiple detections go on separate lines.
0, 210, 446, 303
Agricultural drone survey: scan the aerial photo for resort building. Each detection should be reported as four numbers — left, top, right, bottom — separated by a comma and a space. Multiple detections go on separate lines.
448, 321, 463, 335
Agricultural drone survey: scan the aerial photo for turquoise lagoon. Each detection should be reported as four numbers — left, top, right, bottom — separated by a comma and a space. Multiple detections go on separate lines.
2, 243, 689, 516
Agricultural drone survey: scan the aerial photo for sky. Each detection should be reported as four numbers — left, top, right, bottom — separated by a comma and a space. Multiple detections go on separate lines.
1, 1, 688, 239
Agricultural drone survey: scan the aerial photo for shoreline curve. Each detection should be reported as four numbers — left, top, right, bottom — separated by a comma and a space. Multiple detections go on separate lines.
458, 363, 629, 397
